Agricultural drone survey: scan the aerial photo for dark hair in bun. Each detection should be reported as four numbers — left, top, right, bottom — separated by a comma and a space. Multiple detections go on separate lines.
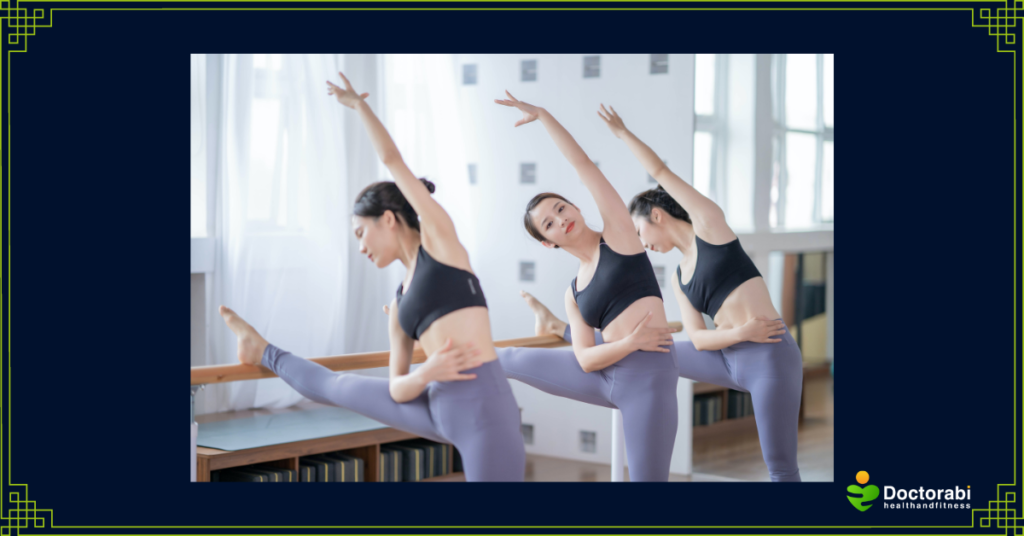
628, 185, 691, 224
353, 178, 436, 232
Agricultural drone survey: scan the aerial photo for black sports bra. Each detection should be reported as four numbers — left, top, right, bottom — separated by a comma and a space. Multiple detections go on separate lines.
677, 235, 761, 318
396, 245, 488, 340
572, 238, 663, 330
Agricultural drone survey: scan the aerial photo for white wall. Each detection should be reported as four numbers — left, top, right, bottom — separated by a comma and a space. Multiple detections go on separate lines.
453, 54, 695, 466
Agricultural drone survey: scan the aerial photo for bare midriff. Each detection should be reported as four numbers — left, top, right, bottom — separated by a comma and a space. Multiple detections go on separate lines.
710, 276, 781, 330
597, 295, 671, 344
417, 306, 499, 363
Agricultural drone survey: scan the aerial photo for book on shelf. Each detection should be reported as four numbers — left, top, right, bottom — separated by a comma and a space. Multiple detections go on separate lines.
396, 439, 450, 478
301, 455, 343, 482
215, 467, 296, 482
298, 463, 315, 483
727, 389, 755, 419
379, 448, 403, 482
453, 448, 463, 474
693, 393, 726, 426
382, 444, 427, 482
320, 451, 364, 482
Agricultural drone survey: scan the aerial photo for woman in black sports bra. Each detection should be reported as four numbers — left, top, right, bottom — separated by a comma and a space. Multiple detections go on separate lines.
492, 92, 680, 482
217, 72, 525, 482
597, 104, 804, 482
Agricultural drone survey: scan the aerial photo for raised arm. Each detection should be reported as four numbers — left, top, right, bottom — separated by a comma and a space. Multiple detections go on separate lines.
495, 92, 640, 253
598, 105, 735, 244
564, 288, 674, 373
386, 298, 483, 403
328, 72, 459, 246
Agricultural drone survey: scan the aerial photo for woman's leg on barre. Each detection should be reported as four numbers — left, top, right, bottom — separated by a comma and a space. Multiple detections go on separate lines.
261, 344, 447, 443
220, 306, 447, 444
520, 291, 569, 338
495, 345, 615, 409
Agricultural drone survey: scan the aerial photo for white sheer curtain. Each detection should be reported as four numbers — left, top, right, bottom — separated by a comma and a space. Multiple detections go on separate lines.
196, 54, 473, 413
204, 54, 353, 413
382, 55, 475, 258
190, 54, 207, 238
344, 54, 476, 376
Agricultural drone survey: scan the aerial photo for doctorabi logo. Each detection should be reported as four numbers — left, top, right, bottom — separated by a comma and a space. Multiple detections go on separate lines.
847, 471, 880, 512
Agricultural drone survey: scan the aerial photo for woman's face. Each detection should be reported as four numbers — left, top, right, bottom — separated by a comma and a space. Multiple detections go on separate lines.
632, 208, 673, 254
352, 212, 399, 268
530, 197, 585, 248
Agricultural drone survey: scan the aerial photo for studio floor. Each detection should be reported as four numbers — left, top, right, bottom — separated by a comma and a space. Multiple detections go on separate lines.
524, 374, 835, 482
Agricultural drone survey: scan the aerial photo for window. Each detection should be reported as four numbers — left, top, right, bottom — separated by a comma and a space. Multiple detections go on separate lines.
770, 54, 834, 228
692, 54, 726, 201
247, 54, 308, 233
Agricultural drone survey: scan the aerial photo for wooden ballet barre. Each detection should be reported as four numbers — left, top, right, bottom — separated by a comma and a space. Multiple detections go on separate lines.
190, 322, 683, 386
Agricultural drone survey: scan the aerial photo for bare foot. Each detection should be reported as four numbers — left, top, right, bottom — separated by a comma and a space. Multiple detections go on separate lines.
219, 306, 270, 366
520, 290, 568, 338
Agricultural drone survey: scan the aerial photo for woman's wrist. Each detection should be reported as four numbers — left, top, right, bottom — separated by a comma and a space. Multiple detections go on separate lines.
408, 366, 432, 388
616, 335, 639, 354
732, 325, 751, 344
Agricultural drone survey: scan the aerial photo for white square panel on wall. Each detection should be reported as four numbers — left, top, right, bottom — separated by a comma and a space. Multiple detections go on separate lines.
520, 162, 536, 184
583, 56, 600, 78
462, 64, 477, 85
521, 59, 537, 82
519, 261, 536, 282
650, 54, 669, 74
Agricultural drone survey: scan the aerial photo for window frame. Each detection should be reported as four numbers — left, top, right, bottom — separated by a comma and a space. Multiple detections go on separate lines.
771, 54, 834, 228
693, 54, 729, 204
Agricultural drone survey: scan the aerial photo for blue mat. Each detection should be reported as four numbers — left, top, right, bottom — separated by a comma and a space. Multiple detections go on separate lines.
197, 406, 389, 451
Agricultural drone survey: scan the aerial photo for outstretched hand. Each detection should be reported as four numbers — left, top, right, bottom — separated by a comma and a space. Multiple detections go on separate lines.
597, 104, 629, 139
326, 71, 370, 109
494, 90, 542, 127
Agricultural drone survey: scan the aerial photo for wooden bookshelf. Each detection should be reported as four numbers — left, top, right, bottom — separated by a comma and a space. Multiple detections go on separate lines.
196, 426, 460, 482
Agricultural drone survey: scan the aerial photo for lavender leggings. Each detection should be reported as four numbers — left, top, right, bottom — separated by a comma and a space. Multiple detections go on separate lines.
561, 325, 803, 482
261, 344, 526, 482
496, 342, 679, 482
